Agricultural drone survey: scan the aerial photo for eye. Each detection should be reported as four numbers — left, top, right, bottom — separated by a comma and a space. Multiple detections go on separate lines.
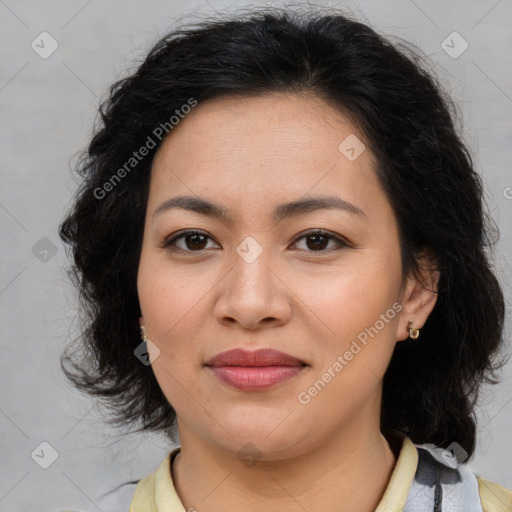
292, 229, 350, 252
161, 228, 350, 254
161, 230, 219, 252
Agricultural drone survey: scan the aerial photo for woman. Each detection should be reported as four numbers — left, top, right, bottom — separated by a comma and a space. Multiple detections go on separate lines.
59, 8, 512, 512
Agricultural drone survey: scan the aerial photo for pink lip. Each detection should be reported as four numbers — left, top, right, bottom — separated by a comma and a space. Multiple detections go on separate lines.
206, 348, 306, 391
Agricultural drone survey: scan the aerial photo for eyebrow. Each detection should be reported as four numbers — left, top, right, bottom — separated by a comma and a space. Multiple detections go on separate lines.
152, 194, 366, 223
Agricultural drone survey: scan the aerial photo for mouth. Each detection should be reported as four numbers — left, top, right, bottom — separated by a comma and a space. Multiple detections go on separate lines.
205, 348, 307, 391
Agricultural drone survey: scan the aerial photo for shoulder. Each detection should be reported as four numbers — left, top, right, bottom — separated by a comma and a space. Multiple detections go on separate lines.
477, 476, 512, 512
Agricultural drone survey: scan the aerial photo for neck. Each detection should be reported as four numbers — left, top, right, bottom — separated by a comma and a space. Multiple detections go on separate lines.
172, 422, 397, 512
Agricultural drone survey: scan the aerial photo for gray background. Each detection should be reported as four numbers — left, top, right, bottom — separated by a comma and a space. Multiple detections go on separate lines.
1, 0, 511, 510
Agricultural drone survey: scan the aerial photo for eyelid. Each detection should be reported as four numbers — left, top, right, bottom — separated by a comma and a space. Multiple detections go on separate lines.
160, 228, 352, 252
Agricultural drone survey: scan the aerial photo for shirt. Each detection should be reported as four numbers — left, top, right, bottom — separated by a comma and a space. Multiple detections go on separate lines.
128, 433, 512, 511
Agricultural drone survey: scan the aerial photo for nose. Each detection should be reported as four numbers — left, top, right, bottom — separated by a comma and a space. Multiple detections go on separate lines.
213, 245, 292, 331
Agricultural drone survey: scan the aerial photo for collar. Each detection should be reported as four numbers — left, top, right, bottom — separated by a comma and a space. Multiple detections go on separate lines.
130, 432, 420, 512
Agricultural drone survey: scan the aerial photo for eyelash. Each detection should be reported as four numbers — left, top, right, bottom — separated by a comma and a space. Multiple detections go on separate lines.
160, 229, 351, 254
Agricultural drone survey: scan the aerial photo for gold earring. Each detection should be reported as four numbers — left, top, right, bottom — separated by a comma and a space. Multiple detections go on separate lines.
139, 324, 147, 342
408, 321, 420, 340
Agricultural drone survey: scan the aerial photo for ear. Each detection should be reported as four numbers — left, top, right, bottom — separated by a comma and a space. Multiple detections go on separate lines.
396, 252, 439, 342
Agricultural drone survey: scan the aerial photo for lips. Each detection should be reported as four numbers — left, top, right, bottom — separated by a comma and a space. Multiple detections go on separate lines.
205, 348, 306, 391
206, 348, 304, 367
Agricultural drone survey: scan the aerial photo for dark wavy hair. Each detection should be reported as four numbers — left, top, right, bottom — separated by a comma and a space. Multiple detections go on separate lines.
59, 7, 506, 458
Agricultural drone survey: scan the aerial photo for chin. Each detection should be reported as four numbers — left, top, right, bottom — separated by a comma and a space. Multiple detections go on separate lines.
212, 418, 308, 457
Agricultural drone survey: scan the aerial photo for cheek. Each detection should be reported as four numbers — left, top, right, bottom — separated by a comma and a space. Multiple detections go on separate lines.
137, 258, 206, 395
297, 254, 402, 380
138, 252, 216, 337
146, 314, 203, 413
303, 255, 401, 330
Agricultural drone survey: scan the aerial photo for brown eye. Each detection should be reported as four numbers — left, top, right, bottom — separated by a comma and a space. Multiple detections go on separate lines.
163, 230, 218, 252
292, 230, 349, 252
183, 233, 208, 250
304, 234, 330, 251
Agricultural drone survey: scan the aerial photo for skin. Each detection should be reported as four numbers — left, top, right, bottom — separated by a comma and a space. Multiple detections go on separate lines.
137, 92, 439, 512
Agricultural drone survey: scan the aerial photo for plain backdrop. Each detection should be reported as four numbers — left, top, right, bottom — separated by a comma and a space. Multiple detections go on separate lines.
1, 0, 511, 510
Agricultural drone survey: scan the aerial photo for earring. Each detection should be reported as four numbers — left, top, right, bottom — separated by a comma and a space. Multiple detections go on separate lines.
408, 321, 420, 340
139, 317, 147, 341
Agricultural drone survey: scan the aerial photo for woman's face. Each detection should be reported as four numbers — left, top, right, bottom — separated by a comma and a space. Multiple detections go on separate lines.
137, 92, 431, 459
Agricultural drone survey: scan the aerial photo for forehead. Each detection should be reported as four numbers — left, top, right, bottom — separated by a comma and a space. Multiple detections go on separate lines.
153, 91, 365, 165
147, 92, 391, 226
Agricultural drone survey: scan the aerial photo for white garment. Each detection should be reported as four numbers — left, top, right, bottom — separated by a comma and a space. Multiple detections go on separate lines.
404, 443, 483, 511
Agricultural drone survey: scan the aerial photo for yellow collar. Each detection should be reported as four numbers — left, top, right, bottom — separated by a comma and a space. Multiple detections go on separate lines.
375, 432, 419, 511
